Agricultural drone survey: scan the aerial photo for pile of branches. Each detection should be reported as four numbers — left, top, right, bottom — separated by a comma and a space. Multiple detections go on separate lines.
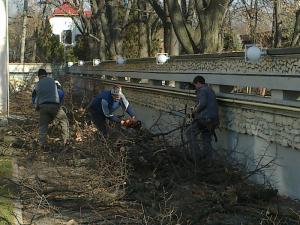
2, 118, 143, 224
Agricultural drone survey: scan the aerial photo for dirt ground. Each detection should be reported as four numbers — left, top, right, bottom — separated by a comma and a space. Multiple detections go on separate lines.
1, 88, 300, 225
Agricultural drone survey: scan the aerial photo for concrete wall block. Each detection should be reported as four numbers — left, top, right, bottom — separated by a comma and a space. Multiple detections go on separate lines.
258, 132, 270, 141
282, 117, 294, 125
252, 129, 258, 136
245, 123, 251, 130
275, 115, 283, 124
292, 119, 300, 129
261, 113, 274, 123
293, 135, 300, 143
291, 129, 300, 135
244, 111, 255, 119
281, 139, 289, 146
294, 142, 300, 149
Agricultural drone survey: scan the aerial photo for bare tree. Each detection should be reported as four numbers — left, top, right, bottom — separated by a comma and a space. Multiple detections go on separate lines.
20, 0, 28, 63
240, 0, 259, 43
165, 0, 179, 55
272, 0, 282, 47
165, 0, 196, 53
146, 0, 180, 55
195, 0, 230, 53
42, 0, 133, 59
138, 0, 149, 57
292, 9, 300, 46
148, 0, 230, 54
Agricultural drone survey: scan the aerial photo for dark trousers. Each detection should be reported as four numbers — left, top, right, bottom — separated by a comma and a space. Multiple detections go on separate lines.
88, 109, 107, 137
185, 120, 214, 161
39, 104, 69, 145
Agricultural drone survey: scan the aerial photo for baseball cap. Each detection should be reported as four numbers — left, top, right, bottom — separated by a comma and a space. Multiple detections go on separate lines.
111, 85, 122, 96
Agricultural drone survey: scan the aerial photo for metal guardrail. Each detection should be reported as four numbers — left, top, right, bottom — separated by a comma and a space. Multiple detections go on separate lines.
69, 69, 300, 91
8, 48, 300, 110
72, 77, 300, 115
68, 50, 300, 109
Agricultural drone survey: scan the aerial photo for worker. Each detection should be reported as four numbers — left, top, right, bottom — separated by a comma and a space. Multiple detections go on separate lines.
87, 85, 136, 137
185, 75, 219, 160
32, 69, 69, 148
32, 80, 64, 105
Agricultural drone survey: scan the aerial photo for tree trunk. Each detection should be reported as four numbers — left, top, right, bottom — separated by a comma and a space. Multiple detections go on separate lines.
89, 0, 113, 59
138, 0, 149, 57
166, 0, 196, 54
146, 0, 173, 53
163, 1, 171, 53
31, 28, 38, 62
20, 0, 28, 63
108, 0, 123, 56
196, 0, 228, 53
186, 0, 201, 48
169, 25, 180, 55
165, 1, 179, 55
163, 20, 172, 53
253, 0, 258, 43
88, 38, 99, 59
272, 0, 282, 48
31, 43, 36, 62
98, 25, 106, 61
97, 1, 116, 59
291, 9, 300, 46
147, 14, 156, 56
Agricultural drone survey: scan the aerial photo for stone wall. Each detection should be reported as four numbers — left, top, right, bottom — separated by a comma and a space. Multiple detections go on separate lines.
220, 105, 300, 150
69, 76, 300, 151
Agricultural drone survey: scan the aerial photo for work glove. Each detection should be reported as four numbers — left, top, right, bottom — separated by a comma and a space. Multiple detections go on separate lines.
121, 119, 142, 129
121, 116, 136, 126
121, 119, 132, 127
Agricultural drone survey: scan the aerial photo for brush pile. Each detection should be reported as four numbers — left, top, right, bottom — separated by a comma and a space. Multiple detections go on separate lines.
1, 84, 300, 225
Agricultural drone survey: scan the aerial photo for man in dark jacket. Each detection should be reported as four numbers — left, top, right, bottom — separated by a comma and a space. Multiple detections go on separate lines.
32, 69, 69, 147
186, 75, 219, 160
87, 85, 136, 137
32, 80, 64, 105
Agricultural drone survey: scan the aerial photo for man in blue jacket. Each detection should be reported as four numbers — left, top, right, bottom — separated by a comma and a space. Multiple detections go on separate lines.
186, 76, 219, 160
87, 85, 136, 137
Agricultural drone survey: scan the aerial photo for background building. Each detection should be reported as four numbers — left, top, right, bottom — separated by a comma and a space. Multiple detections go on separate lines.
49, 1, 91, 46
